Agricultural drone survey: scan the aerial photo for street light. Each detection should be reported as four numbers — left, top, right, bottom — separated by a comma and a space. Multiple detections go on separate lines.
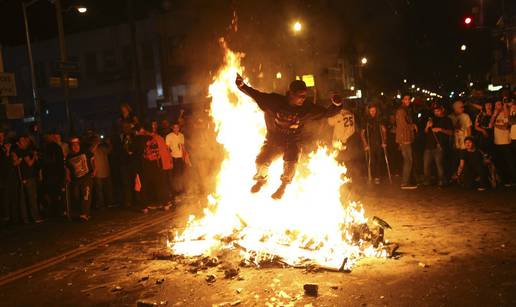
276, 72, 282, 79
350, 86, 355, 91
292, 21, 302, 33
76, 6, 87, 13
361, 57, 368, 65
403, 79, 407, 83
469, 82, 473, 87
460, 44, 467, 51
411, 84, 415, 89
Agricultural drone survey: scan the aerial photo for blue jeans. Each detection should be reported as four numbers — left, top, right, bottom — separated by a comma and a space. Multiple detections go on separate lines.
400, 144, 413, 185
424, 148, 445, 184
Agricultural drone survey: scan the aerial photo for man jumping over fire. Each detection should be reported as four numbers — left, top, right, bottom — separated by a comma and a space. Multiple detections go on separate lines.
235, 73, 343, 199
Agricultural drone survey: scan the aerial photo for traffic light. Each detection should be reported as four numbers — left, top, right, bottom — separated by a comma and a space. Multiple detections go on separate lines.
463, 16, 472, 25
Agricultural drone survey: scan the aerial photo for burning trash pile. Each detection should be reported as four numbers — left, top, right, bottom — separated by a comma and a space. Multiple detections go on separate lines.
167, 39, 398, 272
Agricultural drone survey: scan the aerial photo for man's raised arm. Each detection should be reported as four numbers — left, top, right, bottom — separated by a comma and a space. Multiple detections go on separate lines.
235, 73, 277, 112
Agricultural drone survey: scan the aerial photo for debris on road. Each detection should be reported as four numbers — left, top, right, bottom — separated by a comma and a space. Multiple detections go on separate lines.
223, 264, 239, 279
206, 274, 216, 283
303, 283, 318, 296
418, 262, 429, 268
111, 285, 123, 292
156, 278, 165, 284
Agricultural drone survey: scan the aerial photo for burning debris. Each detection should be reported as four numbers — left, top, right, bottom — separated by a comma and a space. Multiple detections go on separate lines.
166, 40, 399, 272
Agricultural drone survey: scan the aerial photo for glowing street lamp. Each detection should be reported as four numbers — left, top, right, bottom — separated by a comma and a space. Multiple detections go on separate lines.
460, 44, 467, 51
350, 86, 355, 91
292, 21, 302, 33
403, 79, 407, 83
361, 57, 368, 65
276, 72, 282, 79
76, 6, 87, 13
411, 84, 415, 89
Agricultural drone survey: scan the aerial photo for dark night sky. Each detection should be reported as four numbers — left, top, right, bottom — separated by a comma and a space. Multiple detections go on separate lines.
0, 0, 508, 95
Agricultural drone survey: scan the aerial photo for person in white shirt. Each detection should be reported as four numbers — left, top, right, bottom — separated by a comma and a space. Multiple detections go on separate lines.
490, 100, 515, 186
165, 123, 189, 198
449, 100, 472, 150
327, 98, 360, 178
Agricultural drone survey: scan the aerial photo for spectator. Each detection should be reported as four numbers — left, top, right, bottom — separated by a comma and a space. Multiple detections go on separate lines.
119, 103, 139, 129
166, 123, 190, 200
66, 137, 95, 221
11, 135, 42, 223
0, 129, 10, 223
118, 122, 137, 207
328, 97, 361, 179
91, 136, 114, 210
41, 131, 66, 217
474, 101, 494, 153
449, 100, 472, 151
395, 94, 418, 189
510, 100, 516, 156
423, 104, 453, 186
361, 104, 387, 184
138, 124, 170, 211
490, 100, 515, 187
159, 118, 172, 138
456, 137, 490, 191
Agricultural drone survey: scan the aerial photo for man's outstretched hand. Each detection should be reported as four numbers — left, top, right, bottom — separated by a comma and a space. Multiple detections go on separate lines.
235, 73, 244, 88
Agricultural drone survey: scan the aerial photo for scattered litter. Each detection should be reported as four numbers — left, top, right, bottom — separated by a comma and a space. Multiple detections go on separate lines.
206, 274, 216, 283
112, 285, 123, 292
139, 276, 150, 282
236, 288, 243, 294
156, 278, 165, 284
418, 262, 429, 268
303, 283, 318, 297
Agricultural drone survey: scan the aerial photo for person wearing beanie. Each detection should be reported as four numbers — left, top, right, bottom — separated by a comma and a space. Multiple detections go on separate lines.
235, 73, 342, 199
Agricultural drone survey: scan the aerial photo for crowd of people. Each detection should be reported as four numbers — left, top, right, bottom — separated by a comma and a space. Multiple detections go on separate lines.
328, 93, 516, 192
0, 103, 219, 225
0, 90, 515, 226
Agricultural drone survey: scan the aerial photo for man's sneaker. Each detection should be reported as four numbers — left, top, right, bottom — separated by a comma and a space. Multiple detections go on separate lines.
400, 184, 418, 190
477, 187, 486, 191
251, 180, 267, 193
271, 183, 288, 200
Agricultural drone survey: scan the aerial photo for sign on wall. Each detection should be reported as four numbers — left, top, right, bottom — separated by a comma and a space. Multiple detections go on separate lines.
0, 73, 16, 97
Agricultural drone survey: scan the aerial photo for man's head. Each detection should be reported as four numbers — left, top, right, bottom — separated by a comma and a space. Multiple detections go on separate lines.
484, 101, 493, 113
172, 123, 180, 134
70, 137, 81, 153
464, 136, 475, 151
432, 104, 445, 117
287, 80, 308, 107
17, 135, 29, 149
367, 105, 378, 118
494, 100, 503, 111
452, 100, 465, 114
120, 103, 132, 118
401, 94, 411, 107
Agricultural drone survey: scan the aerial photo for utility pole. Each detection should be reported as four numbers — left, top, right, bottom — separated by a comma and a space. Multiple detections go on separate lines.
127, 0, 145, 119
21, 1, 42, 130
54, 0, 73, 134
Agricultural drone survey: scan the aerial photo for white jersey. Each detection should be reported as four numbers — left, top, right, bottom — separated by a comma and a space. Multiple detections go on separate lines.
328, 109, 356, 145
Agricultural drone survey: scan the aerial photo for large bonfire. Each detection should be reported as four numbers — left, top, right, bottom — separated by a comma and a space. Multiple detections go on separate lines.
168, 39, 394, 271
